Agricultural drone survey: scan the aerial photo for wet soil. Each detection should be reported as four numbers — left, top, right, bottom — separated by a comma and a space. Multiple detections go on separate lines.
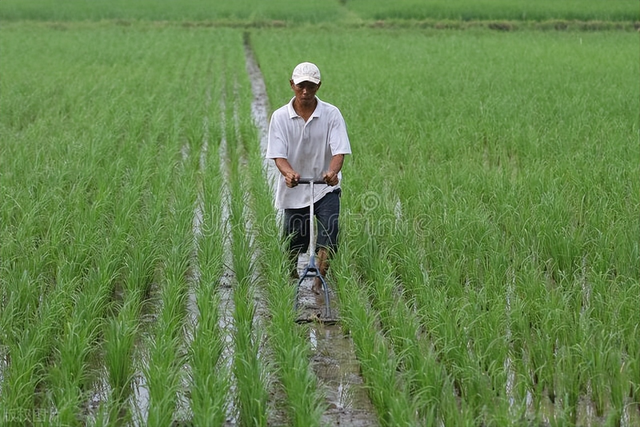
294, 273, 340, 324
293, 258, 379, 427
310, 321, 379, 427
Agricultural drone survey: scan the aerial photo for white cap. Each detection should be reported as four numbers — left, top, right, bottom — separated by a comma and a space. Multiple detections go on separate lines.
291, 62, 321, 85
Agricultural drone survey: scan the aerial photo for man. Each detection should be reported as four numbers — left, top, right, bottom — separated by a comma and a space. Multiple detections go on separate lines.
266, 62, 351, 295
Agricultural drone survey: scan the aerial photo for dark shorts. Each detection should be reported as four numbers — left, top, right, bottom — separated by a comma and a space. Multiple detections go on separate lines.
283, 189, 341, 255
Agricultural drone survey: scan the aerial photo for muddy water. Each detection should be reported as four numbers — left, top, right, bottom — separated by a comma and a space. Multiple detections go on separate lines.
295, 259, 379, 427
310, 323, 379, 427
217, 273, 238, 426
0, 351, 5, 396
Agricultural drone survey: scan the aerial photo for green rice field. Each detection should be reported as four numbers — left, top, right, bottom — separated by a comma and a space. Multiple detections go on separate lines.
1, 1, 638, 426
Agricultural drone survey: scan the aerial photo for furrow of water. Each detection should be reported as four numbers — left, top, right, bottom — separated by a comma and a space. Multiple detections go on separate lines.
216, 77, 240, 425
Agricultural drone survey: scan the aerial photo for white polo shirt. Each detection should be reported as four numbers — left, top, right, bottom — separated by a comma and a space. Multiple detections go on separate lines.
267, 96, 351, 209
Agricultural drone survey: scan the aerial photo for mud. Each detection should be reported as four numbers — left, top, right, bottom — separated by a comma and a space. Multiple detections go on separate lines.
294, 258, 379, 427
294, 267, 340, 324
311, 323, 379, 427
0, 351, 5, 396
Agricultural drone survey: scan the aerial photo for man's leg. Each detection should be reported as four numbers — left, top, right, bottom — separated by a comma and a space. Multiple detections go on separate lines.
312, 190, 341, 294
283, 207, 310, 279
312, 247, 329, 294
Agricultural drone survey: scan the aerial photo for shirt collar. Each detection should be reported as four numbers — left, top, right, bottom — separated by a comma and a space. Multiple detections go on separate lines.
287, 96, 322, 119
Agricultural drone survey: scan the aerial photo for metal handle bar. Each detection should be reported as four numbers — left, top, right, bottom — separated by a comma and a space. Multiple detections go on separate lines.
297, 178, 326, 184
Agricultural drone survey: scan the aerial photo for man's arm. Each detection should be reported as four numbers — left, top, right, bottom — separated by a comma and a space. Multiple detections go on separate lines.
274, 158, 301, 187
323, 154, 344, 186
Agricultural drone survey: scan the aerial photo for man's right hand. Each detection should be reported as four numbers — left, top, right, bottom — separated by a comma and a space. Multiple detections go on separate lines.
285, 171, 300, 188
274, 159, 300, 188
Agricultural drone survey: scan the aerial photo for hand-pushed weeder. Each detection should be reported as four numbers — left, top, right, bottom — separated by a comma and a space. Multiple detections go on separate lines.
293, 178, 332, 320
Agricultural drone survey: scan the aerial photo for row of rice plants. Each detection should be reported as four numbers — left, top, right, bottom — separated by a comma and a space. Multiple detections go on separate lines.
239, 37, 327, 425
250, 27, 639, 424
223, 63, 271, 427
0, 0, 635, 23
186, 38, 230, 427
345, 0, 638, 22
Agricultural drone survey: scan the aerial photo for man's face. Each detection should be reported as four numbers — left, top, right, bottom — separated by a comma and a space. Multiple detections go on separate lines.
290, 80, 321, 107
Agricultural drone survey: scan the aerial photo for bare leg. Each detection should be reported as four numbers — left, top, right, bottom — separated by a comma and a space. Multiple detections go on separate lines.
312, 248, 329, 295
289, 252, 299, 279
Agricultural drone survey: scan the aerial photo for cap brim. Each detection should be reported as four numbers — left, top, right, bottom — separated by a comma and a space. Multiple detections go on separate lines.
292, 76, 321, 85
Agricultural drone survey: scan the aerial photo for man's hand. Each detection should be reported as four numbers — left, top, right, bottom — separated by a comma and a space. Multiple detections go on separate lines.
285, 171, 300, 188
274, 159, 300, 188
324, 154, 344, 186
323, 170, 339, 186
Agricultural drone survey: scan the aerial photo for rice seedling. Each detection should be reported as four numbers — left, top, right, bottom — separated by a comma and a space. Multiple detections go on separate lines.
104, 300, 139, 420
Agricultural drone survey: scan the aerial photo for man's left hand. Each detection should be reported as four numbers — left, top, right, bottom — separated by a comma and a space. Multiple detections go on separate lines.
323, 171, 339, 186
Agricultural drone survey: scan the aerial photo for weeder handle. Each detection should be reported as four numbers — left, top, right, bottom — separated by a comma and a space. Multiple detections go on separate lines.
297, 178, 325, 184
